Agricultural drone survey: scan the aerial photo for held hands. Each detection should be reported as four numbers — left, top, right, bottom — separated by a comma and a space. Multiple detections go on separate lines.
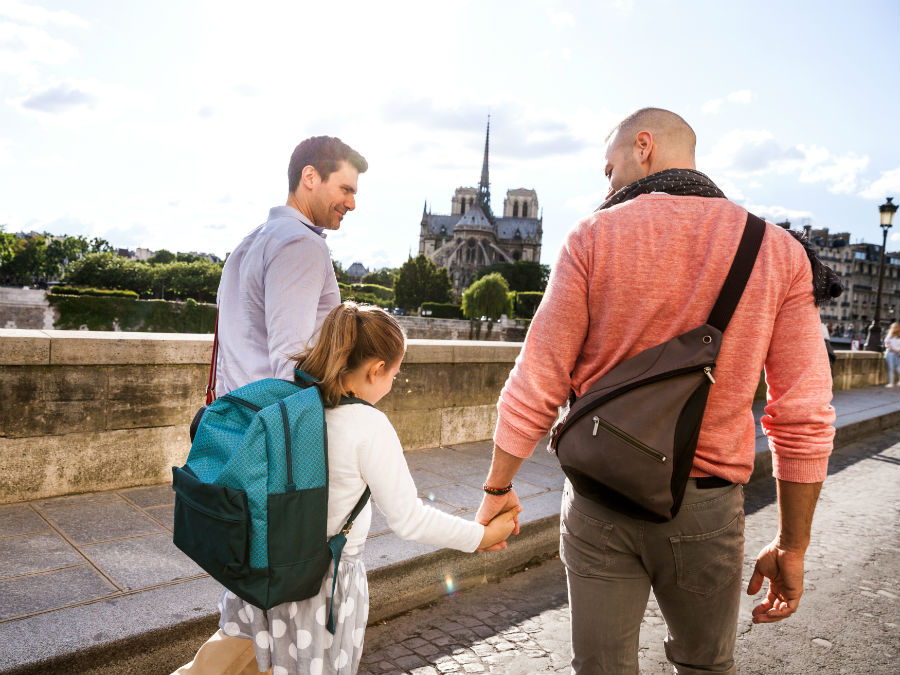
476, 490, 521, 551
478, 504, 522, 551
746, 539, 806, 623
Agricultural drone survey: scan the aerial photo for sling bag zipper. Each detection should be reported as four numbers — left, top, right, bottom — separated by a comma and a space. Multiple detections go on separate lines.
592, 415, 667, 463
553, 362, 715, 449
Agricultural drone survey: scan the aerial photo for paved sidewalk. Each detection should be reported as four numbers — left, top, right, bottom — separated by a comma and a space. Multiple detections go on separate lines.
359, 432, 900, 674
0, 386, 896, 674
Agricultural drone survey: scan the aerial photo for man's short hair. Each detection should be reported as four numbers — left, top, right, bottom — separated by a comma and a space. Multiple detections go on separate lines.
288, 136, 368, 192
606, 108, 696, 154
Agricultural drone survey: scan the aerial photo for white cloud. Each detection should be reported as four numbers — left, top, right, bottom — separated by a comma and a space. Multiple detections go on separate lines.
0, 20, 78, 76
702, 130, 869, 194
19, 81, 97, 113
702, 90, 753, 114
0, 0, 87, 27
548, 8, 575, 27
727, 89, 753, 104
859, 167, 900, 201
14, 79, 150, 123
741, 202, 815, 225
0, 137, 11, 165
564, 190, 607, 215
701, 98, 723, 115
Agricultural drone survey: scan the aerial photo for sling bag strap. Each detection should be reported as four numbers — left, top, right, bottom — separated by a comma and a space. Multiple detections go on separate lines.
706, 213, 766, 332
205, 310, 219, 405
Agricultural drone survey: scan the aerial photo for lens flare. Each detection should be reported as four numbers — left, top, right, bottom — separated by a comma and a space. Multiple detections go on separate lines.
444, 574, 455, 593
427, 493, 436, 502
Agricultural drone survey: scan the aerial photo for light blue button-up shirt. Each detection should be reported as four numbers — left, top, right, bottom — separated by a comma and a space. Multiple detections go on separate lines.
215, 205, 341, 394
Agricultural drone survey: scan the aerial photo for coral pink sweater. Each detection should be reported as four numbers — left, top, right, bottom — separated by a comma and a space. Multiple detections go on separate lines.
494, 195, 834, 484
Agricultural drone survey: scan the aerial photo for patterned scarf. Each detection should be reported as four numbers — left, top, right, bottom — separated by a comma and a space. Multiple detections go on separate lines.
597, 168, 843, 306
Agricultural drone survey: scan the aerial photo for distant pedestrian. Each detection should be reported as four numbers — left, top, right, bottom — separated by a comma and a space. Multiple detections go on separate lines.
476, 108, 835, 674
179, 302, 519, 675
884, 321, 900, 387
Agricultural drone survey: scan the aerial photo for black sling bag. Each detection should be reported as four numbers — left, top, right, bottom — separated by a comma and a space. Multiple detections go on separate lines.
549, 213, 766, 522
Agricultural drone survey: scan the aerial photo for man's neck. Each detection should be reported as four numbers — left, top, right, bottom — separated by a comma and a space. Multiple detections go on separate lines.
285, 194, 314, 225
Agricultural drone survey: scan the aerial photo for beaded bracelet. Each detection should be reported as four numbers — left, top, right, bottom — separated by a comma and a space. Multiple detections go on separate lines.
483, 482, 514, 496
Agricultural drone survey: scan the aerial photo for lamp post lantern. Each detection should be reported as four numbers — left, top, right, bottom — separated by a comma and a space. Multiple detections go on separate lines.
863, 197, 898, 351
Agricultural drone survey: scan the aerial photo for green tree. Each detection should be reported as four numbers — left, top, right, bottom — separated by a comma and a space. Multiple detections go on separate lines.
474, 260, 549, 292
332, 260, 350, 284
361, 267, 398, 288
148, 249, 176, 264
2, 233, 47, 285
44, 235, 90, 280
0, 226, 17, 273
394, 255, 452, 311
462, 273, 513, 320
89, 237, 113, 253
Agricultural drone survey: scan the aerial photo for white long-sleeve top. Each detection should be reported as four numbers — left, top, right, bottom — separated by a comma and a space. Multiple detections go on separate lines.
325, 404, 484, 555
215, 206, 341, 395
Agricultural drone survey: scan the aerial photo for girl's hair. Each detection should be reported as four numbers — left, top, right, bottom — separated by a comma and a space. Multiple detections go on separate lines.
889, 322, 900, 338
292, 301, 406, 407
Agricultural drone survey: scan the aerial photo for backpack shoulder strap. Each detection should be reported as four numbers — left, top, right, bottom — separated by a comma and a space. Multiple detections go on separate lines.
325, 487, 371, 633
706, 212, 766, 332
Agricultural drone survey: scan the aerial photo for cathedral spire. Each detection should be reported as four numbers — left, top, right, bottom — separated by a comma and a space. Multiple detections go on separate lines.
477, 115, 492, 219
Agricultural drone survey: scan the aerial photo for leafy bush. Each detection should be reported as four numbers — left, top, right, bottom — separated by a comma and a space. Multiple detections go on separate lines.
50, 286, 139, 299
420, 302, 462, 319
48, 286, 82, 296
462, 273, 513, 320
349, 283, 394, 301
48, 295, 216, 332
513, 291, 544, 318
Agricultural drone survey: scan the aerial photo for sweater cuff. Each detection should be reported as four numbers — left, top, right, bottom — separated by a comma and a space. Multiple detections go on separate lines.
493, 418, 541, 458
770, 451, 830, 483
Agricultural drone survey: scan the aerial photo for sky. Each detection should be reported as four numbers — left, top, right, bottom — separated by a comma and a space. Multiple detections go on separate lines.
1, 0, 898, 272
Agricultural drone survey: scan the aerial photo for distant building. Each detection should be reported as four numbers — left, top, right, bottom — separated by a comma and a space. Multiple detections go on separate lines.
347, 262, 368, 283
792, 224, 900, 340
418, 118, 543, 292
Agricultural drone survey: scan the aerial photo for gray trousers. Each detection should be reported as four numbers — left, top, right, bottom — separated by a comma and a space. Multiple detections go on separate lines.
559, 478, 745, 675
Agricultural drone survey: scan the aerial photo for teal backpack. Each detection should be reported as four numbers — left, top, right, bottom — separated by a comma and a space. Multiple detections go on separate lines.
172, 370, 369, 633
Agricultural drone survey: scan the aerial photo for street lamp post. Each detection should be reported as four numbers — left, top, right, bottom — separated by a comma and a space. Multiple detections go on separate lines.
863, 197, 898, 351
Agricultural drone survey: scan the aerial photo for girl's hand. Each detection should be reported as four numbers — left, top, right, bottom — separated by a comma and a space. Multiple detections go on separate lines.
478, 506, 522, 550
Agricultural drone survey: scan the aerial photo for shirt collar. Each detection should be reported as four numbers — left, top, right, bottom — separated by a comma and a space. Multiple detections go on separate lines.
268, 205, 328, 239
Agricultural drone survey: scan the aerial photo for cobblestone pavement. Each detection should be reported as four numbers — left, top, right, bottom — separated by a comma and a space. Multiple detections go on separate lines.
359, 429, 900, 674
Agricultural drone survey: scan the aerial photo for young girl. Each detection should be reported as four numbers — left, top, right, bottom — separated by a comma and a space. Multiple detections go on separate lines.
210, 301, 519, 675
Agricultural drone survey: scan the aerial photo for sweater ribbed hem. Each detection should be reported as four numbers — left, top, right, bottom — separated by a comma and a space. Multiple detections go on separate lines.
493, 419, 540, 459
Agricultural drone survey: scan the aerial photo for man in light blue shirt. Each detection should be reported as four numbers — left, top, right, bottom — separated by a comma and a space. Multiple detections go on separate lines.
215, 136, 368, 394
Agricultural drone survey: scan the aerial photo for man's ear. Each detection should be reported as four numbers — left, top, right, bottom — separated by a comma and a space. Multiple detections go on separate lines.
301, 164, 320, 190
635, 131, 654, 165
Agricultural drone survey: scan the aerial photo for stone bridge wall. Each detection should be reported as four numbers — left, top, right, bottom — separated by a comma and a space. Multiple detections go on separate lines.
0, 329, 887, 503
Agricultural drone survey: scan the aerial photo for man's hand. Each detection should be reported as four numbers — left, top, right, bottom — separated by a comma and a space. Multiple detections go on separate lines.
475, 490, 520, 551
746, 540, 806, 623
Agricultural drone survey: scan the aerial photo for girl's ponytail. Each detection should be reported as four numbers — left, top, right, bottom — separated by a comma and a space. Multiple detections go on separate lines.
293, 301, 405, 406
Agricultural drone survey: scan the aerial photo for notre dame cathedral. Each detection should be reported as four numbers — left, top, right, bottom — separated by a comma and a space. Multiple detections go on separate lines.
418, 119, 543, 292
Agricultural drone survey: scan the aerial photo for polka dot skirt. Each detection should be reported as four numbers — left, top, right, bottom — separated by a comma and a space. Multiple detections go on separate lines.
219, 555, 369, 675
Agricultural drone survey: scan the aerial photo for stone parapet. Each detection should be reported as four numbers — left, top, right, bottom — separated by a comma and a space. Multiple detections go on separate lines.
0, 328, 889, 503
0, 331, 522, 503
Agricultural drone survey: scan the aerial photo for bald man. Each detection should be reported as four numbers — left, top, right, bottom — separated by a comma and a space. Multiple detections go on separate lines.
477, 108, 834, 673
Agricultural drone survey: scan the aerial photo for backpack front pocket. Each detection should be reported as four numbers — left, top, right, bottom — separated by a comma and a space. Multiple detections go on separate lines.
172, 465, 250, 580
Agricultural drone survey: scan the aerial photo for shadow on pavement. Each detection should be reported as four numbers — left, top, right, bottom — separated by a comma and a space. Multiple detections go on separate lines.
744, 428, 899, 516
